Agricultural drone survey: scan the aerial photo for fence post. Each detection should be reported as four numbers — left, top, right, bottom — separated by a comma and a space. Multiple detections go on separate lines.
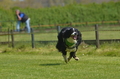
57, 26, 61, 34
95, 24, 100, 48
102, 21, 104, 25
11, 30, 14, 48
70, 23, 72, 27
118, 20, 120, 25
31, 28, 35, 48
0, 26, 2, 32
8, 28, 10, 47
86, 22, 88, 26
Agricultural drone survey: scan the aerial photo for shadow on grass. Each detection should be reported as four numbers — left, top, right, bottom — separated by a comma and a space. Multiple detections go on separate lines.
39, 63, 65, 66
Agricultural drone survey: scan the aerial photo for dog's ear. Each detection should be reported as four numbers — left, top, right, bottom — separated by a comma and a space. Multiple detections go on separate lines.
62, 28, 71, 34
62, 30, 66, 34
62, 28, 72, 38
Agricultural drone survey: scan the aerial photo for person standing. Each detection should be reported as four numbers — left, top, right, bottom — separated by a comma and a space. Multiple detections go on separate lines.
16, 10, 31, 33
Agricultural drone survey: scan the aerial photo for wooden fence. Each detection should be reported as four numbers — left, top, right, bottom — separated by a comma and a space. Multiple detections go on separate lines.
0, 24, 120, 49
0, 20, 120, 48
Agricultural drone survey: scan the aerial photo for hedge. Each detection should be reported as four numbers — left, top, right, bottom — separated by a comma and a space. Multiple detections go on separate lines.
0, 1, 120, 28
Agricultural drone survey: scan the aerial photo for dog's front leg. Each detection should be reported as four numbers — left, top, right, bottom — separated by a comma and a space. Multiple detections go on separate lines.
73, 52, 79, 61
68, 52, 74, 62
68, 56, 72, 62
62, 55, 68, 63
70, 52, 79, 61
62, 51, 68, 63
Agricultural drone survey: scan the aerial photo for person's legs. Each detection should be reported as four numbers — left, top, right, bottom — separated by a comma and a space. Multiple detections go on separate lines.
25, 18, 31, 33
16, 21, 21, 32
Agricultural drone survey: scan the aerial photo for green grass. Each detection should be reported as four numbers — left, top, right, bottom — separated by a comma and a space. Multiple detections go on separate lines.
0, 54, 120, 79
0, 42, 120, 79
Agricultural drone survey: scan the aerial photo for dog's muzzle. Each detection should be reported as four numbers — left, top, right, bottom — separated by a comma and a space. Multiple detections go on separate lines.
71, 32, 77, 40
71, 32, 77, 36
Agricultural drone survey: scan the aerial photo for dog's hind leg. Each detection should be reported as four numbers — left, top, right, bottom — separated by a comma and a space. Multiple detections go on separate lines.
70, 52, 79, 61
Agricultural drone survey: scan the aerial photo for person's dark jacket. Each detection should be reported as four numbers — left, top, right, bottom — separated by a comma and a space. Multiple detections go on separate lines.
18, 12, 28, 22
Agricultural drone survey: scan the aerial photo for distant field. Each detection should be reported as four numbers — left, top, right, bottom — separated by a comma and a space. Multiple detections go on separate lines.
0, 25, 120, 42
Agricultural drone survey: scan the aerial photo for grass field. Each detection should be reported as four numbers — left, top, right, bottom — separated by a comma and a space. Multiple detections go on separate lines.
0, 42, 120, 79
0, 54, 120, 79
0, 25, 120, 79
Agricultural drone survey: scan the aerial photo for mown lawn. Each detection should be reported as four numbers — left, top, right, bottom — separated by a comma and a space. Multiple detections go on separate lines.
0, 41, 120, 79
0, 52, 120, 79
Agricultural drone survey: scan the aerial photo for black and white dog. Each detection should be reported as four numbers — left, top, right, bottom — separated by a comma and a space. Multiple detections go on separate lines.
56, 27, 82, 63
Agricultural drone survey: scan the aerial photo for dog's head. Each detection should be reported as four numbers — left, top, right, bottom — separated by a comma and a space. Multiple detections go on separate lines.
62, 27, 78, 40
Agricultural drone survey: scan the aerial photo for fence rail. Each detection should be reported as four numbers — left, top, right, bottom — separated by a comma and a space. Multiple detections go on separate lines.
0, 20, 120, 31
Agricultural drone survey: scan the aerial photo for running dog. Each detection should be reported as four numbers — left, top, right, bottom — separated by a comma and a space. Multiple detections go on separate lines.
56, 27, 82, 63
